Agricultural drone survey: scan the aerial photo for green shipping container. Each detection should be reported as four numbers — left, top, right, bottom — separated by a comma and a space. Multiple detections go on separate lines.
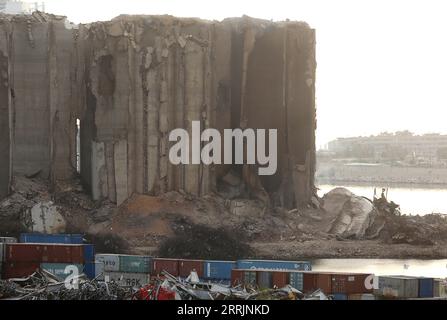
40, 263, 84, 281
119, 255, 152, 273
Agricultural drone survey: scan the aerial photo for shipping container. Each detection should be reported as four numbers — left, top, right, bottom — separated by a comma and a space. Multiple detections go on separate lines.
40, 263, 83, 281
0, 243, 5, 262
257, 271, 273, 289
348, 293, 376, 300
0, 237, 17, 244
244, 270, 257, 286
84, 262, 104, 279
41, 244, 84, 264
377, 276, 419, 298
203, 260, 236, 280
331, 273, 373, 294
6, 243, 43, 262
417, 277, 434, 298
272, 271, 289, 289
152, 258, 179, 276
95, 261, 105, 280
20, 233, 83, 244
231, 269, 244, 286
83, 245, 95, 263
2, 262, 40, 279
6, 243, 84, 264
104, 272, 150, 287
433, 279, 447, 298
95, 254, 120, 272
289, 272, 304, 291
236, 260, 311, 271
332, 293, 348, 300
120, 255, 152, 274
303, 272, 332, 294
178, 259, 204, 278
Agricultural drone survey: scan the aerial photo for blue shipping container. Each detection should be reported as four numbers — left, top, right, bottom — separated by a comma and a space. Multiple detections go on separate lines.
418, 278, 434, 298
332, 293, 348, 300
204, 261, 236, 280
83, 262, 103, 279
236, 260, 312, 271
83, 245, 95, 263
20, 233, 84, 244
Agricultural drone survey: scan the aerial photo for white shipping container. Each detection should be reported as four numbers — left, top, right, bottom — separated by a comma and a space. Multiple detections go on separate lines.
94, 261, 105, 280
95, 254, 120, 272
0, 237, 17, 244
103, 271, 150, 287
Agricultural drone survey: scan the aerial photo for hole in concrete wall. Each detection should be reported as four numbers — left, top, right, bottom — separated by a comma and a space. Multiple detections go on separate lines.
76, 118, 81, 174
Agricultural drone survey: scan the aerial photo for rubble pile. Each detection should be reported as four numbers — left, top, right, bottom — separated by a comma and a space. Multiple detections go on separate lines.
0, 270, 133, 300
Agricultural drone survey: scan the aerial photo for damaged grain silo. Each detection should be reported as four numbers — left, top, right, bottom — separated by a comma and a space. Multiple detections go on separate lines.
0, 13, 316, 209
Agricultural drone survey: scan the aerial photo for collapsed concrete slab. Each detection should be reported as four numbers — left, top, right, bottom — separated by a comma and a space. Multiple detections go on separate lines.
0, 13, 316, 208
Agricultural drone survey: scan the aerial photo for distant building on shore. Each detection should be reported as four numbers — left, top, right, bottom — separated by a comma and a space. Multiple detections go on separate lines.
326, 131, 447, 164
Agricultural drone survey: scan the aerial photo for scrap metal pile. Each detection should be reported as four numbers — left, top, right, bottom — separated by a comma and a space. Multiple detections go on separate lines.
0, 270, 133, 300
132, 271, 328, 300
0, 269, 328, 300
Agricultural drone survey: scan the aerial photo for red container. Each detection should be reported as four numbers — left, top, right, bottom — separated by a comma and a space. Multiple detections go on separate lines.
231, 269, 245, 286
6, 244, 84, 264
152, 258, 179, 276
178, 259, 204, 278
272, 271, 289, 288
331, 273, 373, 294
2, 262, 40, 279
42, 244, 84, 264
303, 272, 332, 294
6, 244, 43, 262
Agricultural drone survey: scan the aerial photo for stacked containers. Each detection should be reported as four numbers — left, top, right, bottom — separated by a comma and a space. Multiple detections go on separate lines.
203, 260, 236, 282
95, 254, 152, 287
2, 243, 85, 279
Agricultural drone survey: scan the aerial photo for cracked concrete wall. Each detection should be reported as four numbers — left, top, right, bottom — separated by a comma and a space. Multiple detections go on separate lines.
0, 14, 316, 207
0, 14, 84, 186
0, 23, 12, 199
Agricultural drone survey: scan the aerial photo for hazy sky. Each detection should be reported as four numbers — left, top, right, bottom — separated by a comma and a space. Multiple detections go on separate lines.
39, 0, 447, 148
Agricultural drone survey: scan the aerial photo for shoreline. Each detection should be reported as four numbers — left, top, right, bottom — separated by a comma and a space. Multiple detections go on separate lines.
253, 239, 447, 260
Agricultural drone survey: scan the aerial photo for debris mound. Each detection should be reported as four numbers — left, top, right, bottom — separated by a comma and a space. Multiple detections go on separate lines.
158, 224, 253, 260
